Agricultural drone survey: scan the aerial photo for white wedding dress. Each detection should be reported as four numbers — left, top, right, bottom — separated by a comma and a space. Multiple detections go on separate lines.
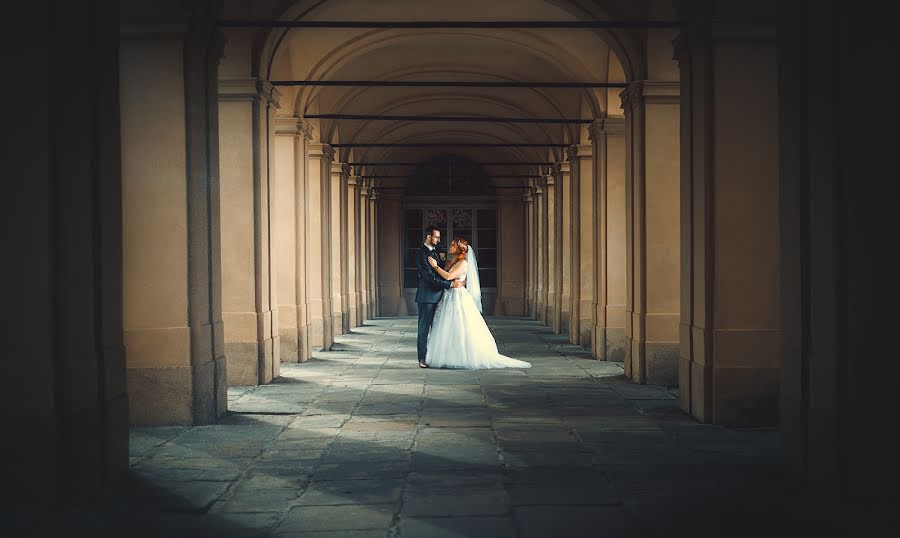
425, 249, 532, 369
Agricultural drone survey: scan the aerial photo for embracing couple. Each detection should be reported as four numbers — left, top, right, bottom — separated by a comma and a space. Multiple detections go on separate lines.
415, 225, 532, 370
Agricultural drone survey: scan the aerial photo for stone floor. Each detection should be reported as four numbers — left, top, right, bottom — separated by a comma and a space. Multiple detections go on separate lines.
14, 317, 842, 537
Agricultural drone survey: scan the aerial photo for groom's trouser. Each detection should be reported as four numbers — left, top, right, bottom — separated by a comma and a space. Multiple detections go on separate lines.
417, 302, 440, 360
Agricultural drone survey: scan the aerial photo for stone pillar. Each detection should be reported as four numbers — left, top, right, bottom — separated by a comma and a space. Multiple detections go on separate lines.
218, 79, 281, 386
6, 0, 127, 501
307, 143, 333, 350
121, 9, 227, 424
357, 180, 370, 323
273, 116, 314, 362
369, 188, 380, 317
575, 143, 595, 346
562, 146, 581, 343
590, 118, 627, 361
558, 159, 572, 335
497, 191, 527, 315
346, 171, 360, 328
621, 81, 681, 385
542, 171, 559, 330
330, 162, 347, 337
533, 180, 546, 322
675, 19, 779, 425
523, 186, 536, 317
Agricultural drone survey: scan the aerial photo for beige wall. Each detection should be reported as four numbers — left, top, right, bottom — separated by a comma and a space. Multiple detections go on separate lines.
377, 197, 405, 316
498, 194, 527, 315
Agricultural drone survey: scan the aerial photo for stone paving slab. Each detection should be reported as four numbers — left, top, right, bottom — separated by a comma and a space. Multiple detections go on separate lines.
8, 316, 838, 536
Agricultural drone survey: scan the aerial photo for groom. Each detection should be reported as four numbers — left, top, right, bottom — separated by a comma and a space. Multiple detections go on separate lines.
416, 225, 463, 368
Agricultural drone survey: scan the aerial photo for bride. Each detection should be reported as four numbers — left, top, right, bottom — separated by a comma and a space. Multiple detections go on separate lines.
424, 238, 532, 369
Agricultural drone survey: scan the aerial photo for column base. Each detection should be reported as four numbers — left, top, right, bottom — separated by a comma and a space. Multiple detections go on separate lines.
127, 360, 226, 426
224, 340, 271, 386
279, 326, 299, 362
625, 338, 678, 385
307, 313, 325, 351
605, 327, 627, 362
645, 342, 679, 385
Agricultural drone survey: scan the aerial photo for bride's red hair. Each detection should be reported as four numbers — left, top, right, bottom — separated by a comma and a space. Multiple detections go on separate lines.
449, 238, 469, 264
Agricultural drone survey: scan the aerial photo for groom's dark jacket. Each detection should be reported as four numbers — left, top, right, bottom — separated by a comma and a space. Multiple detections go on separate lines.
415, 245, 451, 303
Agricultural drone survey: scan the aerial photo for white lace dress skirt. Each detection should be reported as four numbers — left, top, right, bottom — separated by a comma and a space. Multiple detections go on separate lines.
425, 287, 532, 369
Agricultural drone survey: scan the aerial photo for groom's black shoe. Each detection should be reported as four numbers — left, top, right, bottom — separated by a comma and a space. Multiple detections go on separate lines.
418, 358, 429, 368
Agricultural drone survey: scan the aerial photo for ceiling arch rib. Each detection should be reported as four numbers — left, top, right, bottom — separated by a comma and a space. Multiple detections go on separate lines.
350, 127, 557, 190
320, 94, 572, 152
253, 0, 646, 83
292, 29, 610, 115
247, 0, 646, 190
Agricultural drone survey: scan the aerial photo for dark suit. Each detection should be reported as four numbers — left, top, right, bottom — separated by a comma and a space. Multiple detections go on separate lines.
415, 245, 451, 361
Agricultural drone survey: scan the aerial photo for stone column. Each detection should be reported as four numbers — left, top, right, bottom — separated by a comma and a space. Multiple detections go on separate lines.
273, 116, 314, 362
590, 118, 627, 361
523, 186, 536, 317
621, 81, 681, 385
357, 180, 370, 323
575, 143, 595, 346
330, 162, 347, 337
562, 146, 581, 344
533, 180, 546, 322
369, 188, 380, 317
346, 172, 360, 328
558, 159, 572, 335
218, 79, 281, 386
376, 193, 407, 315
542, 171, 558, 329
7, 0, 127, 501
675, 19, 779, 425
121, 9, 227, 424
497, 191, 527, 315
307, 143, 333, 350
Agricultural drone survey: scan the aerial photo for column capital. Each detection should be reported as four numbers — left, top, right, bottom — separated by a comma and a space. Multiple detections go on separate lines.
620, 81, 680, 110
274, 114, 315, 138
543, 173, 555, 187
348, 174, 360, 188
589, 117, 626, 139
218, 77, 281, 108
309, 142, 335, 161
566, 144, 579, 161
369, 188, 379, 200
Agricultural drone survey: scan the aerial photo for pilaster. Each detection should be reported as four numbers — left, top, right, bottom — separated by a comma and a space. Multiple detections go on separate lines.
621, 80, 681, 385
218, 77, 281, 386
589, 117, 627, 361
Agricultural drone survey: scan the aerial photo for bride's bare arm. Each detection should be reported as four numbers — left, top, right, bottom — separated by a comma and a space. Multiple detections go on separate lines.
429, 258, 467, 280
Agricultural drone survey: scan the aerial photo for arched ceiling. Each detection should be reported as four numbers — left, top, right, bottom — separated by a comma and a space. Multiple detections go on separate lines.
223, 0, 646, 188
